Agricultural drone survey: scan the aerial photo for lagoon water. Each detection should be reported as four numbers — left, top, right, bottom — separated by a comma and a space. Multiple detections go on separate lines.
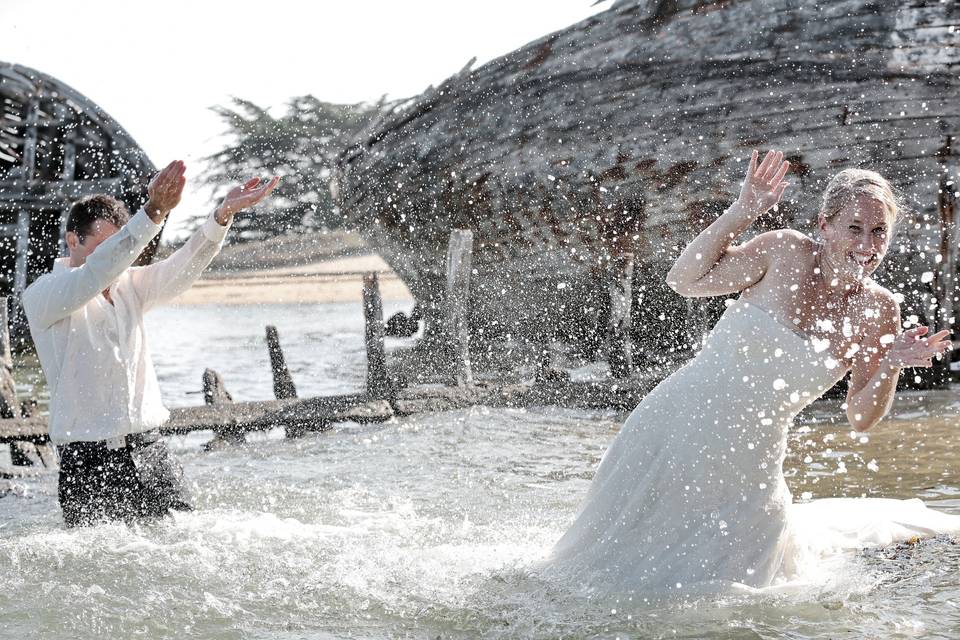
2, 302, 960, 638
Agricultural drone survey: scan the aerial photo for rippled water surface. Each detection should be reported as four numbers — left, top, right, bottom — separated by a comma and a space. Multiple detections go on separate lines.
2, 303, 960, 639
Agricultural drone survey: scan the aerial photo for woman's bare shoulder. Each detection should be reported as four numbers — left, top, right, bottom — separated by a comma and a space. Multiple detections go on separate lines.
863, 281, 901, 315
760, 228, 816, 266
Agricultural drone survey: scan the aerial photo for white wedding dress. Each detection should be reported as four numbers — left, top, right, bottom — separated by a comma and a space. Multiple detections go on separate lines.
545, 298, 960, 597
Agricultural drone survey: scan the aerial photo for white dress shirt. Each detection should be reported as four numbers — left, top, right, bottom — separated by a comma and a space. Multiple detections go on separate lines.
22, 208, 231, 443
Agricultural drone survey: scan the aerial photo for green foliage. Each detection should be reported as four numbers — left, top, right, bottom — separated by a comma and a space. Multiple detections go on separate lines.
201, 95, 382, 241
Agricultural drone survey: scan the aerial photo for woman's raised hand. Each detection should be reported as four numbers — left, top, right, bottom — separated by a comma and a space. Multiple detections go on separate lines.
735, 150, 790, 217
885, 326, 953, 369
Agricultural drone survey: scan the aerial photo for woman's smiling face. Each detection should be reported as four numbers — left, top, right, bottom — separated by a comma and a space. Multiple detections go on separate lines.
818, 194, 893, 282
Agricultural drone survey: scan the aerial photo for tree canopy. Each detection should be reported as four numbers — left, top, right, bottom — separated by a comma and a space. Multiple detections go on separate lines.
201, 95, 382, 241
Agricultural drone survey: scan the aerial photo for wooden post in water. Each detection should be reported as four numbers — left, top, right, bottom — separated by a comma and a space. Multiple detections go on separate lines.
0, 297, 42, 466
445, 230, 473, 386
201, 368, 244, 448
363, 272, 389, 397
607, 252, 634, 379
266, 325, 297, 400
0, 298, 17, 420
934, 136, 957, 385
203, 368, 234, 405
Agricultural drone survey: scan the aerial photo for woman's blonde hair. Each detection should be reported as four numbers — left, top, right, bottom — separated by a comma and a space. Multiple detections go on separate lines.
820, 168, 901, 226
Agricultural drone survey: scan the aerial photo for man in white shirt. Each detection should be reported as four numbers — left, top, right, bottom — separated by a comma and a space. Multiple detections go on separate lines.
22, 160, 279, 526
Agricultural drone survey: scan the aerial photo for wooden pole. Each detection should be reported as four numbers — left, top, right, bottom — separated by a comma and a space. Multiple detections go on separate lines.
363, 272, 389, 397
934, 136, 957, 385
0, 298, 41, 466
203, 368, 234, 405
0, 298, 17, 421
12, 98, 38, 308
266, 325, 297, 400
58, 135, 77, 256
607, 252, 634, 378
12, 212, 30, 302
445, 229, 473, 386
202, 368, 244, 448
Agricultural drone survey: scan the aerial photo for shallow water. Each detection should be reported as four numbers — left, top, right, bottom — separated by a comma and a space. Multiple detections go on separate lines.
2, 303, 960, 639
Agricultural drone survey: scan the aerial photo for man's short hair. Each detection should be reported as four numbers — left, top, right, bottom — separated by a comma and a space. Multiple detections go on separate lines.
66, 194, 130, 242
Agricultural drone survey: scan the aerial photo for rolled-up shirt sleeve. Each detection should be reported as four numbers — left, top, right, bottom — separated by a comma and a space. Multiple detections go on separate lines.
128, 212, 232, 311
22, 208, 161, 329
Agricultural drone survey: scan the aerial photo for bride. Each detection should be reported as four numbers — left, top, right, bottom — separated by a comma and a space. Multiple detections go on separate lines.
544, 150, 958, 597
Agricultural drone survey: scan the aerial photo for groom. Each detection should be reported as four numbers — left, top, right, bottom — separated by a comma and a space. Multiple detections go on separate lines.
22, 161, 279, 527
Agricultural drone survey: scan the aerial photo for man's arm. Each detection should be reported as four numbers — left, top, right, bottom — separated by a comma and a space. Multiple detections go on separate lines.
22, 161, 185, 328
130, 174, 280, 310
22, 209, 161, 328
129, 214, 230, 311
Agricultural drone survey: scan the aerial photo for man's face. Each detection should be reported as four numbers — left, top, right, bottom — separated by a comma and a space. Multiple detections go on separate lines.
66, 220, 121, 267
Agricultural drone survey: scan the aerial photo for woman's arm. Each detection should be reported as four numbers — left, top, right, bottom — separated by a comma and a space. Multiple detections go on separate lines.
666, 150, 790, 297
847, 294, 953, 431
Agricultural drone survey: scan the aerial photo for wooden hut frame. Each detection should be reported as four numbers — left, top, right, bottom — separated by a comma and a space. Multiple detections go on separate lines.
1, 62, 159, 334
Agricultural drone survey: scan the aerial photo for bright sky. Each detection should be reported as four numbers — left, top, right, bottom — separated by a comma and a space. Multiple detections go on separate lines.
3, 0, 606, 239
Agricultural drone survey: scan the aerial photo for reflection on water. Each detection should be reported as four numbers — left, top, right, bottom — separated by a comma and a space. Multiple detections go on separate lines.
2, 303, 960, 638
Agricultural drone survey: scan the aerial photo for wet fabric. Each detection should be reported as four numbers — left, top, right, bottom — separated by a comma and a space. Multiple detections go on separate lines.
57, 433, 192, 527
543, 298, 960, 597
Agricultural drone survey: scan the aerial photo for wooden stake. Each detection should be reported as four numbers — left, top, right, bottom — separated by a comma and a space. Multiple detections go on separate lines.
933, 136, 957, 385
203, 368, 234, 405
445, 229, 473, 386
607, 252, 634, 378
266, 325, 297, 400
202, 368, 244, 448
363, 272, 389, 397
0, 298, 16, 420
12, 212, 30, 301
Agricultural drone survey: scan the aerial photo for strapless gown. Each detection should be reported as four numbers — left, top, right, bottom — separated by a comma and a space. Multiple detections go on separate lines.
544, 298, 960, 597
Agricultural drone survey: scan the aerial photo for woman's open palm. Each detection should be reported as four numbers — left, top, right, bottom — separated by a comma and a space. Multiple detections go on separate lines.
737, 150, 790, 216
886, 326, 953, 368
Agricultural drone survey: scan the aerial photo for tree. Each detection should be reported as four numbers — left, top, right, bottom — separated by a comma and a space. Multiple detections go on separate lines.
201, 95, 382, 241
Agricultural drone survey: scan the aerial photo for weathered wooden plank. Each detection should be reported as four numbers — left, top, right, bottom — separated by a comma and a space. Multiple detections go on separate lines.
0, 392, 396, 444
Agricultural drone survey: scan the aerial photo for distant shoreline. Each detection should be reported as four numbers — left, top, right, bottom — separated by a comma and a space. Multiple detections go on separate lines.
166, 254, 413, 306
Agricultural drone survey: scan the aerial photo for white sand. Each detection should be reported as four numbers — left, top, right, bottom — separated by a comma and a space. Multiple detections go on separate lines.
167, 255, 413, 306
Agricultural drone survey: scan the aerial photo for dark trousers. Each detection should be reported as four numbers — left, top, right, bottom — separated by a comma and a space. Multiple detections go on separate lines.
57, 432, 192, 527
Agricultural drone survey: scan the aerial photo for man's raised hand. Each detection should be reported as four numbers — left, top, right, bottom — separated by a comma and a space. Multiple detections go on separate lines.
214, 176, 281, 226
145, 160, 187, 224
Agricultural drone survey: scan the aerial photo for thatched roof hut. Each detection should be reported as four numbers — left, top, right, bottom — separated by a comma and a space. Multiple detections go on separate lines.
336, 0, 959, 375
1, 62, 158, 318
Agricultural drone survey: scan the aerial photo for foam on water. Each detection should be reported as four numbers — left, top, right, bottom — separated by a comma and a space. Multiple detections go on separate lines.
3, 304, 960, 638
3, 407, 959, 639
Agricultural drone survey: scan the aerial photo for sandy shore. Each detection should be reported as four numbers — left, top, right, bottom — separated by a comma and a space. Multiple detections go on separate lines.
167, 254, 413, 306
